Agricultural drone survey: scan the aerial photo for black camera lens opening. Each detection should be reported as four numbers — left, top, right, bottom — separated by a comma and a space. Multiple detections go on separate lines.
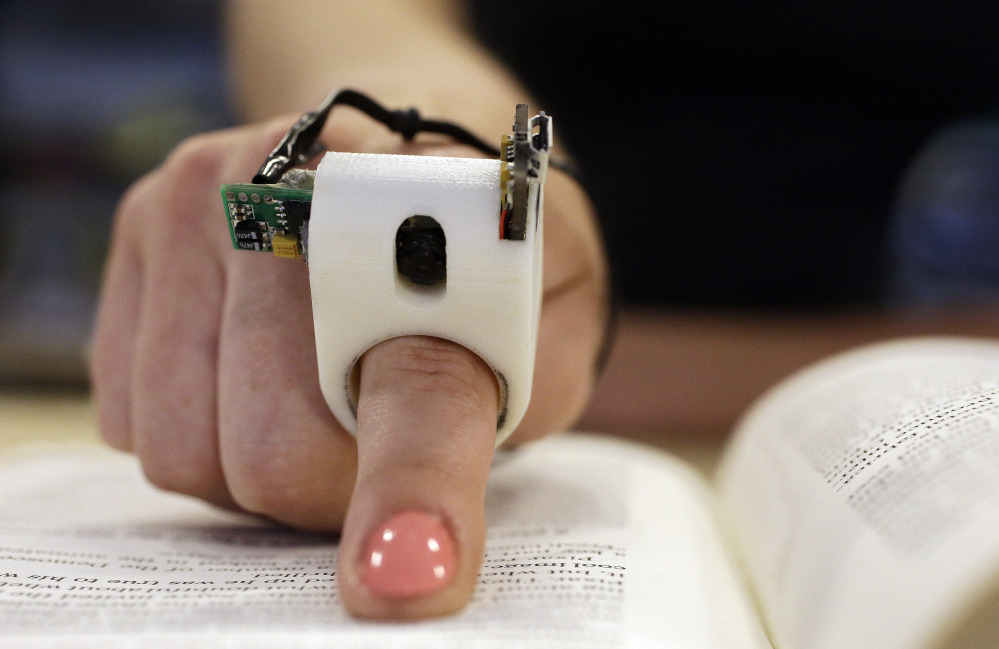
396, 215, 447, 287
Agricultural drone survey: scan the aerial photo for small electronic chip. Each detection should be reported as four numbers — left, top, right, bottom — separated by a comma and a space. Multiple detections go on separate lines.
271, 233, 302, 259
233, 219, 268, 250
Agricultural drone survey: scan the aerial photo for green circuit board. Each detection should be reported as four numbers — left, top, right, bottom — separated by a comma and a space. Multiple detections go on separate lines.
220, 169, 315, 259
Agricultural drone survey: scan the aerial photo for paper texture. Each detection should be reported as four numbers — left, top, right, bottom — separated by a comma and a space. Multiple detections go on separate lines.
719, 338, 999, 649
0, 434, 768, 649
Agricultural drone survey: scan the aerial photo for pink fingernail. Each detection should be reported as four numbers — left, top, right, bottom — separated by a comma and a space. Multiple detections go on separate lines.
361, 511, 457, 599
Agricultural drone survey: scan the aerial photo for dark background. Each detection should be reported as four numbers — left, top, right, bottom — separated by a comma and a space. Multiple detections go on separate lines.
469, 0, 999, 307
0, 0, 231, 383
3, 0, 998, 385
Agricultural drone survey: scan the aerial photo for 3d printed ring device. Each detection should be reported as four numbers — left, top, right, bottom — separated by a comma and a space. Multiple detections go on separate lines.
308, 149, 543, 445
221, 102, 552, 446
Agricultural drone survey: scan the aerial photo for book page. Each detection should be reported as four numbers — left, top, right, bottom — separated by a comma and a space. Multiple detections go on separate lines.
0, 434, 771, 649
717, 338, 999, 649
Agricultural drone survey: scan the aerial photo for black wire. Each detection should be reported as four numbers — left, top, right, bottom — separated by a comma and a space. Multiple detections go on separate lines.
252, 88, 579, 184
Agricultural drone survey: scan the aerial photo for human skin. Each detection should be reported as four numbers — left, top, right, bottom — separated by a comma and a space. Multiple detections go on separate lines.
91, 79, 607, 623
92, 0, 999, 621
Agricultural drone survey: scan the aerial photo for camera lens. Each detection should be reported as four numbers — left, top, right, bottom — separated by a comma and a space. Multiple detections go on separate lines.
396, 215, 446, 286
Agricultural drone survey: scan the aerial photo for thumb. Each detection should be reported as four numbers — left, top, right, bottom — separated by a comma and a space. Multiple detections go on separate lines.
336, 336, 499, 619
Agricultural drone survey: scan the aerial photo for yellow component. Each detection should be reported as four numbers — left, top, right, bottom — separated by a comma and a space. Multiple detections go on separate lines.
500, 134, 513, 185
271, 233, 301, 259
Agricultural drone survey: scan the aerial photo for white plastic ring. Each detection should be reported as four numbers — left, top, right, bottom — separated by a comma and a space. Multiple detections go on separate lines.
307, 151, 543, 446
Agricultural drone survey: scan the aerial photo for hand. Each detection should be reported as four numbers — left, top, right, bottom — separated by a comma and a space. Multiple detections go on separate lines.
90, 114, 607, 618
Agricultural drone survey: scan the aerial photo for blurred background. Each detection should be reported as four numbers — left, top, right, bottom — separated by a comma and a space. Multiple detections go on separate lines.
3, 0, 999, 397
0, 0, 232, 386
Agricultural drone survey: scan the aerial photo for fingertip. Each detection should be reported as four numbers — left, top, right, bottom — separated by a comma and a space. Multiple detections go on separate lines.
339, 500, 485, 619
339, 508, 480, 619
336, 336, 497, 619
361, 511, 457, 600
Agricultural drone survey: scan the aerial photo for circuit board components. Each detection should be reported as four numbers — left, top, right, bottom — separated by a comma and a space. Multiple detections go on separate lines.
221, 92, 553, 262
221, 169, 314, 259
219, 89, 556, 444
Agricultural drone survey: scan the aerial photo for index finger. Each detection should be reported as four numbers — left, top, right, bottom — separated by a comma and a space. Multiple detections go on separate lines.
335, 335, 499, 619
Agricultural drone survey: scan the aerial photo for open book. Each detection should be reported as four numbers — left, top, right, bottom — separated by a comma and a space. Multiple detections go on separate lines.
3, 337, 999, 648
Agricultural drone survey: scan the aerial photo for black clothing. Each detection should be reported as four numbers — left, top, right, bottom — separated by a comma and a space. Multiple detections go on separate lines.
468, 1, 999, 308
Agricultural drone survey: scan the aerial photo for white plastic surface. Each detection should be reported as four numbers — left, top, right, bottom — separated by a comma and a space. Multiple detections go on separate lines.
308, 152, 543, 445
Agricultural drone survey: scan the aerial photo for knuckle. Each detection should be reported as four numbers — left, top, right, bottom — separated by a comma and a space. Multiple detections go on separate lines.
114, 136, 226, 242
224, 428, 347, 520
139, 450, 216, 499
114, 172, 156, 219
111, 170, 163, 241
162, 131, 227, 179
131, 414, 222, 499
229, 453, 299, 514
